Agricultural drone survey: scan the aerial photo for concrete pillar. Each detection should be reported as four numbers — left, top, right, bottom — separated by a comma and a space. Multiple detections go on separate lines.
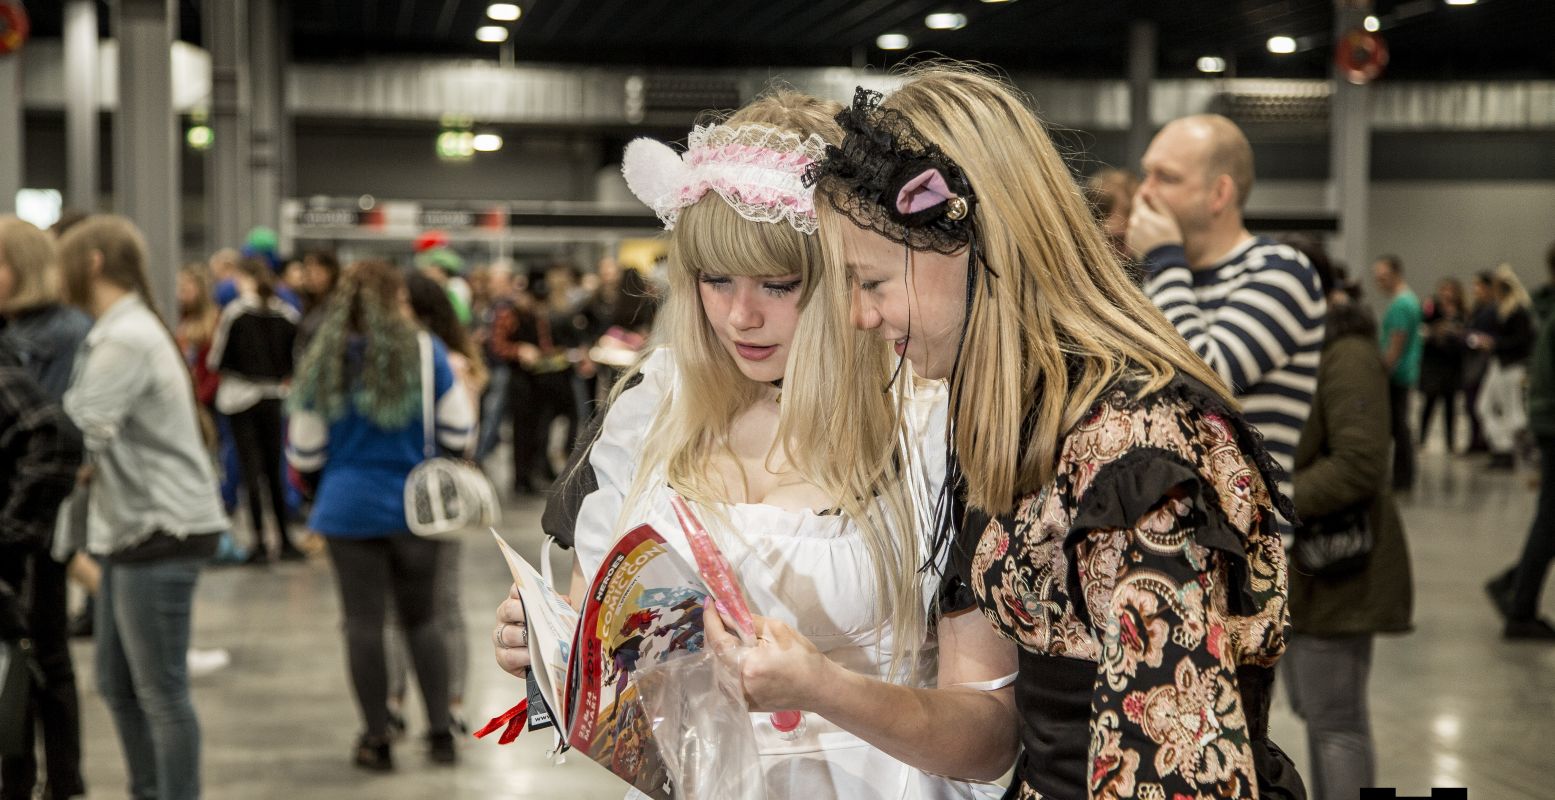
0, 34, 20, 215
65, 0, 100, 211
1126, 20, 1157, 169
204, 0, 249, 251
1330, 1, 1374, 273
276, 0, 294, 201
248, 0, 283, 231
113, 0, 180, 321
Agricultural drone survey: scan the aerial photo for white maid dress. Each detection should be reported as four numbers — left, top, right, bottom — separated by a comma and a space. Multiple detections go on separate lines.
567, 349, 1004, 800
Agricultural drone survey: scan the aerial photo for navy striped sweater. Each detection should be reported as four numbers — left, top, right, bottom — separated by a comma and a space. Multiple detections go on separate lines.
1143, 237, 1327, 526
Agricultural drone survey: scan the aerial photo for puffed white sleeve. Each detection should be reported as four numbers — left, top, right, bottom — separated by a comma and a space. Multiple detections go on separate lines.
540, 348, 675, 583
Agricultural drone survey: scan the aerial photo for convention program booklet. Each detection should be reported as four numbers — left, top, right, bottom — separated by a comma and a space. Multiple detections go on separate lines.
492, 515, 754, 800
492, 531, 579, 733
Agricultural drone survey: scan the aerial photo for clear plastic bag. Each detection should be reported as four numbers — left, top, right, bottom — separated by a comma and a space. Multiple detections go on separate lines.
635, 650, 764, 800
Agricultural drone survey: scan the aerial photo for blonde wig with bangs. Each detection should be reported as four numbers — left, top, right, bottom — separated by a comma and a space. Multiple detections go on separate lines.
613, 91, 929, 678
841, 65, 1236, 517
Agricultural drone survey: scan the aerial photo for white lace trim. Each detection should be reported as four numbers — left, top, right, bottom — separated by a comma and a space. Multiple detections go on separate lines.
621, 123, 827, 235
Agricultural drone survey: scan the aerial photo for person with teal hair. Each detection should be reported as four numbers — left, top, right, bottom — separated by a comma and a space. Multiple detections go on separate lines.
286, 260, 475, 769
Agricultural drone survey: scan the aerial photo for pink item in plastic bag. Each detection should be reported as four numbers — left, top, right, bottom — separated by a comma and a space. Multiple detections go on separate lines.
668, 494, 806, 739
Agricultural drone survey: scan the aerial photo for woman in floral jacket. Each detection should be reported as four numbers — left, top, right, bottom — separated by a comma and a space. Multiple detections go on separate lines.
706, 67, 1303, 800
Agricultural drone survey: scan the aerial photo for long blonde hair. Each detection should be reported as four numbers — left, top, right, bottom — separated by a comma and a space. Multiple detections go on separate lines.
1494, 263, 1532, 320
845, 65, 1234, 516
0, 216, 63, 314
616, 91, 927, 675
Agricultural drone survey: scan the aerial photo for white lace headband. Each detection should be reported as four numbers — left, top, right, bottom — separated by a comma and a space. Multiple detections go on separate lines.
621, 123, 828, 235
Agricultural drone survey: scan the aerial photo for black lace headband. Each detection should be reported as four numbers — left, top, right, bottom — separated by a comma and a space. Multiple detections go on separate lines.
803, 87, 978, 255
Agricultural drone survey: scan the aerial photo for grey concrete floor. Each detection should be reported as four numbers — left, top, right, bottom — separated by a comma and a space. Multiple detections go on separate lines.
67, 447, 1555, 799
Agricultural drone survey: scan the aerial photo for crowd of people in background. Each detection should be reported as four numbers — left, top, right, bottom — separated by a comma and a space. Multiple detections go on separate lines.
0, 207, 662, 797
0, 98, 1549, 800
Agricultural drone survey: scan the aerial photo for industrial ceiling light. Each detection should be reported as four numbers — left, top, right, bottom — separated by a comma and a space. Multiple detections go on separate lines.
1364, 15, 1381, 31
1266, 35, 1297, 54
472, 133, 504, 152
1445, 0, 1477, 5
487, 3, 520, 21
437, 131, 475, 161
925, 12, 967, 30
1196, 56, 1226, 73
476, 25, 509, 43
980, 0, 1013, 3
876, 33, 910, 50
186, 125, 214, 151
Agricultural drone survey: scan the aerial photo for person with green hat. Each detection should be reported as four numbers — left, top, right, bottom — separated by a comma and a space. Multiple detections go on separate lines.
415, 247, 472, 326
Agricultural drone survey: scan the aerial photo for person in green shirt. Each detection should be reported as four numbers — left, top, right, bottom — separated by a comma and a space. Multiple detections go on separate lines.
1374, 254, 1424, 490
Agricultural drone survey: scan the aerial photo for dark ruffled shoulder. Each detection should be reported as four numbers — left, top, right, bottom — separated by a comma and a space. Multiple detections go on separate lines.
1058, 373, 1291, 629
1064, 447, 1264, 628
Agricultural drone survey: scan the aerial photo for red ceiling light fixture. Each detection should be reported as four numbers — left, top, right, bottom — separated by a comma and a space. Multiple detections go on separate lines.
0, 0, 30, 56
1335, 28, 1389, 84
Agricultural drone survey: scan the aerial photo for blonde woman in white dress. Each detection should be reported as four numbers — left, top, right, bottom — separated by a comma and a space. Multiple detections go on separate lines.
491, 91, 1018, 799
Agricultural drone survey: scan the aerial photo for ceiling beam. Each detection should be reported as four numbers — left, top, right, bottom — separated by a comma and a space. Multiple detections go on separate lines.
536, 0, 585, 39
395, 0, 416, 39
434, 0, 461, 39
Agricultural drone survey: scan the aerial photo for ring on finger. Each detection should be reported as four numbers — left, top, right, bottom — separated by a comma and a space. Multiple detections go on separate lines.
494, 624, 508, 648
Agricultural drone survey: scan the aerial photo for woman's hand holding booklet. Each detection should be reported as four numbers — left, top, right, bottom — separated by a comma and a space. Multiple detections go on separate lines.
483, 508, 766, 799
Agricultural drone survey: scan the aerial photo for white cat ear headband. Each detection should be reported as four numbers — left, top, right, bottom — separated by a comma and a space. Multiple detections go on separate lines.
621, 123, 828, 235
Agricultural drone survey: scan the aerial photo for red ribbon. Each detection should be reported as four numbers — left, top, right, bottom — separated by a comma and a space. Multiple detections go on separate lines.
473, 699, 529, 745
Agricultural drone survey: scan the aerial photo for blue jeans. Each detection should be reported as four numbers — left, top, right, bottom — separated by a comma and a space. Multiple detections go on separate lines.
96, 557, 203, 800
1282, 634, 1375, 800
216, 413, 240, 513
475, 363, 511, 462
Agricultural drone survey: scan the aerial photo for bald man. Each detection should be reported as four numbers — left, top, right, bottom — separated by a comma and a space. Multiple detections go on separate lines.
1132, 114, 1348, 795
1128, 114, 1326, 526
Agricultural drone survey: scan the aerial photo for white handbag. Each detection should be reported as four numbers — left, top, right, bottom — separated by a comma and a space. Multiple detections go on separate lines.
405, 333, 501, 536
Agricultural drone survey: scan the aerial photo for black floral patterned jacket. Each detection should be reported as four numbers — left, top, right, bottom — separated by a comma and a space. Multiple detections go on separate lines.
964, 376, 1294, 800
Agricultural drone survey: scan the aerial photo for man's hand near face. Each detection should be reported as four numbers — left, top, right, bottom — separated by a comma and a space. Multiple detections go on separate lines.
1126, 190, 1184, 258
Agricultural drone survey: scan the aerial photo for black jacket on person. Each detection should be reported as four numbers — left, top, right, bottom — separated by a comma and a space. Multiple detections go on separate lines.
1491, 306, 1536, 366
1419, 301, 1466, 395
210, 296, 298, 382
0, 345, 83, 550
